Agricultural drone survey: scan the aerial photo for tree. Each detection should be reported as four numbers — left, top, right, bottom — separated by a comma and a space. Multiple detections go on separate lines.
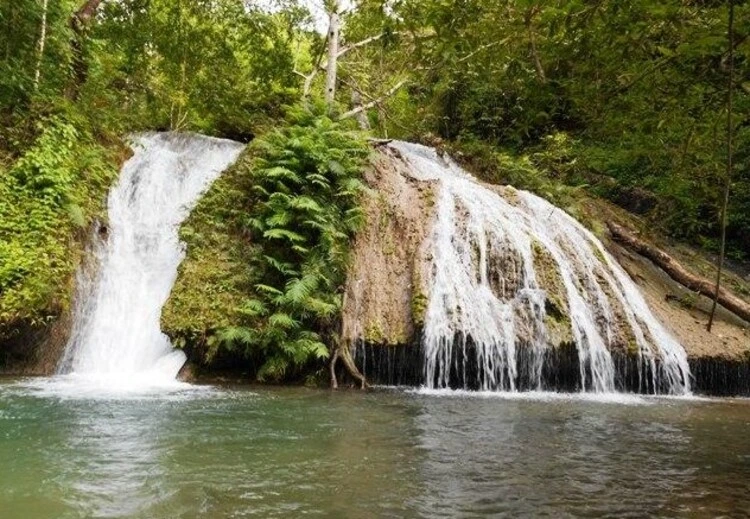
294, 0, 407, 125
67, 0, 105, 99
708, 0, 737, 332
33, 0, 49, 90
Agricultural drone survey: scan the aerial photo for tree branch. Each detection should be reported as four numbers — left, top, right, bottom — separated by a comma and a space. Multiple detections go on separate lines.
456, 38, 509, 63
608, 222, 750, 324
339, 80, 407, 120
337, 32, 397, 58
525, 6, 547, 83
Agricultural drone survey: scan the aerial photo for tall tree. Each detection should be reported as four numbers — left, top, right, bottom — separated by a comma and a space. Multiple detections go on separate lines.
707, 0, 737, 332
67, 0, 105, 98
33, 0, 49, 90
324, 0, 341, 107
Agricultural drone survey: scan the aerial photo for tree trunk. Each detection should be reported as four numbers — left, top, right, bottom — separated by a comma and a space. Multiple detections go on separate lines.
350, 90, 370, 130
708, 0, 735, 332
33, 0, 49, 91
525, 6, 546, 84
67, 0, 105, 99
608, 222, 750, 324
324, 2, 341, 108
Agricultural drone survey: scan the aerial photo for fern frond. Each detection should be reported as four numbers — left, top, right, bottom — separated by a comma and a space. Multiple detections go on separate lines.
263, 228, 306, 243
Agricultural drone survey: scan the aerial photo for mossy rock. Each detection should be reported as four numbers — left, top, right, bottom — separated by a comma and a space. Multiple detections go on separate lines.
161, 149, 257, 341
531, 239, 574, 346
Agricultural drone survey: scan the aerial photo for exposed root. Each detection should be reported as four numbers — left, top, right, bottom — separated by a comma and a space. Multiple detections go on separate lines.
329, 339, 368, 389
329, 348, 340, 389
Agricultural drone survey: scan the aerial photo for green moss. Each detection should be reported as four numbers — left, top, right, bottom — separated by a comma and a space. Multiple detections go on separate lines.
627, 338, 639, 356
365, 322, 386, 344
161, 149, 257, 338
0, 115, 122, 328
591, 244, 607, 264
422, 186, 436, 208
531, 239, 574, 346
411, 267, 428, 328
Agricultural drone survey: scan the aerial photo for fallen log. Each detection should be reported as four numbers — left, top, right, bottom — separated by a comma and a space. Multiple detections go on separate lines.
608, 222, 750, 324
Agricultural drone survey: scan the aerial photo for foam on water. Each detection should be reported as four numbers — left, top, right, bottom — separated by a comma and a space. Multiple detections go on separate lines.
390, 141, 691, 395
409, 387, 651, 405
7, 375, 215, 402
57, 133, 244, 390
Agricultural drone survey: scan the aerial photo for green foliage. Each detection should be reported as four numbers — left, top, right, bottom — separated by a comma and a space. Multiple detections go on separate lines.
91, 0, 302, 137
161, 157, 258, 343
208, 107, 368, 381
0, 113, 119, 324
448, 132, 586, 212
347, 0, 750, 258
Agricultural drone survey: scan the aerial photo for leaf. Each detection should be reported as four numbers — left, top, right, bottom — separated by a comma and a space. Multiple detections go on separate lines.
263, 228, 306, 243
269, 312, 297, 329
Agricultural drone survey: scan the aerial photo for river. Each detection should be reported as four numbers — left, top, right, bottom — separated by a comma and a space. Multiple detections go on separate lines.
1, 379, 749, 517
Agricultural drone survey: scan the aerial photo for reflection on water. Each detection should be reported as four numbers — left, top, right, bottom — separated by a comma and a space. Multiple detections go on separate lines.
58, 400, 175, 517
2, 379, 750, 517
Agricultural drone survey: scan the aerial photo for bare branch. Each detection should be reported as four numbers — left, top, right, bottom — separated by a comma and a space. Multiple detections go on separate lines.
339, 80, 407, 120
456, 38, 509, 63
525, 7, 547, 83
338, 32, 398, 58
295, 32, 329, 100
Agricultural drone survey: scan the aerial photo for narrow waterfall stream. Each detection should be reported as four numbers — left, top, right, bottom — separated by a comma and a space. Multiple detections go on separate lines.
58, 133, 244, 388
390, 142, 691, 395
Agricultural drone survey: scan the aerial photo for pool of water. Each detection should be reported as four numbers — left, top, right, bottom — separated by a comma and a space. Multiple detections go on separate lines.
2, 378, 750, 518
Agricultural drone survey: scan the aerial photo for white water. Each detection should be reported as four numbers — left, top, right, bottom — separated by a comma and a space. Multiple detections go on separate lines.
58, 132, 244, 390
391, 141, 691, 395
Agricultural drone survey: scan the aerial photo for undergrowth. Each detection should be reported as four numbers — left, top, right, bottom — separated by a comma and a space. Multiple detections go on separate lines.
166, 106, 369, 381
0, 112, 121, 326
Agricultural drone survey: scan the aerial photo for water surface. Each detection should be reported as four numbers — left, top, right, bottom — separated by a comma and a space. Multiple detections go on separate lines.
1, 379, 749, 517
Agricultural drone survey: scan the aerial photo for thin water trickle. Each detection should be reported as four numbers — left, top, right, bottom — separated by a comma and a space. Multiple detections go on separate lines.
57, 133, 244, 389
390, 141, 690, 394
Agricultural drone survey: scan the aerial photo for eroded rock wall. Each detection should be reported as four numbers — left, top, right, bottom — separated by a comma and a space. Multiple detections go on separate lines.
344, 147, 750, 394
341, 147, 436, 347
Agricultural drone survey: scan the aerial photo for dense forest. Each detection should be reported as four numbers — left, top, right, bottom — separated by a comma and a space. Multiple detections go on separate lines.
1, 0, 748, 380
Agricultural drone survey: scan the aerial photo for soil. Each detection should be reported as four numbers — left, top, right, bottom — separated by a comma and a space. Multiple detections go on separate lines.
613, 244, 750, 361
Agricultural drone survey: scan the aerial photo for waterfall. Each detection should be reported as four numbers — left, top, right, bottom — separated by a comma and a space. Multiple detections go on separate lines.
58, 133, 244, 387
391, 141, 691, 395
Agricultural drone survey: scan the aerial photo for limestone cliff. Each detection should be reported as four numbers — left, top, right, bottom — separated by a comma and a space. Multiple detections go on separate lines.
342, 144, 750, 393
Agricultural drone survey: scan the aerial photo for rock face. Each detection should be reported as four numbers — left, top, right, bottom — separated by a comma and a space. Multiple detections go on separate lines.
343, 144, 750, 395
341, 147, 436, 348
0, 312, 72, 375
612, 244, 750, 395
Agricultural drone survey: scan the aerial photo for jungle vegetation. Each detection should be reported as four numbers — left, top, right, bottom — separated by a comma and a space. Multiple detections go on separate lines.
1, 0, 747, 378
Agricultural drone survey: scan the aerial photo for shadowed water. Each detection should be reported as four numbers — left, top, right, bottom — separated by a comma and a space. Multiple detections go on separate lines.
2, 379, 750, 517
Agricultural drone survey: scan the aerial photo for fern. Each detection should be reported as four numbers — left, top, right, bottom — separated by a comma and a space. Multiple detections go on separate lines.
210, 105, 368, 382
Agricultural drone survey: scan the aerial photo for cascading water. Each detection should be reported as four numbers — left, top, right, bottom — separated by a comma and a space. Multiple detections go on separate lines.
58, 133, 244, 388
390, 141, 691, 395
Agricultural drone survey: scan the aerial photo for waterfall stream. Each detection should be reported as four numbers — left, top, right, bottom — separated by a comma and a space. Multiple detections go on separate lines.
391, 141, 691, 395
58, 133, 244, 388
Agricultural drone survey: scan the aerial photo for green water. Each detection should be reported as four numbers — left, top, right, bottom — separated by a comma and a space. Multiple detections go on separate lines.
2, 379, 750, 518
